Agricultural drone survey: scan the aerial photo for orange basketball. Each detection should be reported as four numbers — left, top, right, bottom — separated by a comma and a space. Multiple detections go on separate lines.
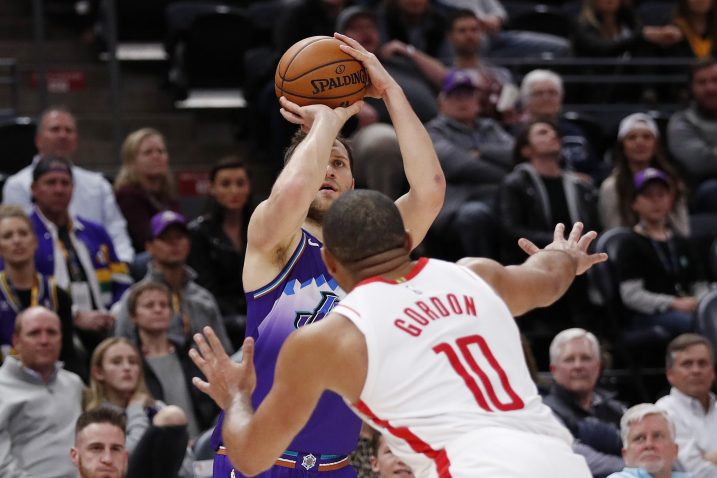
275, 36, 369, 108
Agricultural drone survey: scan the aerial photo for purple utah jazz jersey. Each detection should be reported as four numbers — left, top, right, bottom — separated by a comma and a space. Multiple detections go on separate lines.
211, 229, 361, 470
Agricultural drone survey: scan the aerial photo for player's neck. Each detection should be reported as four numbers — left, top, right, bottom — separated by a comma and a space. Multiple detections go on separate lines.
350, 247, 414, 285
302, 220, 324, 242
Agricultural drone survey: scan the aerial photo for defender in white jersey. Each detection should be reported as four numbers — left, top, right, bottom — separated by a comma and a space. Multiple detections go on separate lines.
189, 190, 606, 478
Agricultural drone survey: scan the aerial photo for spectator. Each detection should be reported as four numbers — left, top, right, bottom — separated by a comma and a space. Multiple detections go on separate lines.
370, 432, 415, 477
126, 282, 217, 439
608, 403, 688, 478
445, 8, 518, 124
669, 0, 717, 60
572, 0, 681, 57
85, 337, 190, 478
518, 70, 607, 183
667, 58, 717, 214
114, 128, 180, 254
30, 156, 131, 346
439, 0, 571, 57
656, 333, 717, 478
497, 121, 600, 340
377, 0, 451, 62
274, 0, 347, 58
0, 205, 84, 378
2, 106, 134, 262
544, 328, 626, 478
0, 307, 84, 478
113, 211, 231, 353
188, 157, 253, 348
71, 407, 128, 478
616, 169, 710, 338
599, 113, 690, 235
425, 68, 514, 259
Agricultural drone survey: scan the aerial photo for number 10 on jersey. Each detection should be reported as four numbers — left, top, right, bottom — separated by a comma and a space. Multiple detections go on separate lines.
434, 334, 524, 412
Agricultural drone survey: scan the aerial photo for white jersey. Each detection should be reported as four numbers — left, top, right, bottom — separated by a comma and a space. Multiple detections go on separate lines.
334, 258, 590, 478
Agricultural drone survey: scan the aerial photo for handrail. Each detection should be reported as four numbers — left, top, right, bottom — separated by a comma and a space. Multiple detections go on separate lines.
484, 56, 697, 67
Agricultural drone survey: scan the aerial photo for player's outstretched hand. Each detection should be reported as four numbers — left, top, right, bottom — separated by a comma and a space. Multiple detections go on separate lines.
189, 327, 256, 411
518, 222, 607, 275
279, 95, 363, 133
335, 32, 399, 99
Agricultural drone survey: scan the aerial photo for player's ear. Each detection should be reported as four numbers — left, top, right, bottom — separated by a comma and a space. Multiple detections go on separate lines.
404, 231, 413, 253
321, 247, 338, 274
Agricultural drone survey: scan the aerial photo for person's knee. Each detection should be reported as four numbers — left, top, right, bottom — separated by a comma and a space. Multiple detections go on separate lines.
153, 405, 188, 427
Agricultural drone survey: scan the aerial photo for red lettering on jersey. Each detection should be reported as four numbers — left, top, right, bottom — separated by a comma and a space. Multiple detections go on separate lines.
447, 294, 462, 314
416, 301, 439, 321
430, 297, 450, 317
405, 307, 429, 325
464, 295, 476, 316
394, 319, 421, 337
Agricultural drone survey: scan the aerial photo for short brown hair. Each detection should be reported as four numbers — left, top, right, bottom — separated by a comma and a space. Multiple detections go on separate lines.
665, 333, 715, 368
75, 406, 126, 440
126, 281, 171, 317
283, 129, 354, 174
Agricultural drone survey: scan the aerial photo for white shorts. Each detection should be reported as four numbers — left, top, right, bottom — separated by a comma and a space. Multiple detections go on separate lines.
439, 427, 591, 478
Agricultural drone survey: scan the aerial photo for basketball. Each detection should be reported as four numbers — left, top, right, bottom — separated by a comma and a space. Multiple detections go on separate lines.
275, 36, 369, 108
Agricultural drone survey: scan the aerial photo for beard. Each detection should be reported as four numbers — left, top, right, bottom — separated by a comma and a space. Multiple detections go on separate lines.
638, 456, 667, 475
77, 456, 125, 478
307, 198, 327, 224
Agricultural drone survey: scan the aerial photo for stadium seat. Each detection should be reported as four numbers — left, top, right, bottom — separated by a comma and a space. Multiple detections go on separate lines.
561, 110, 608, 159
697, 289, 717, 356
507, 5, 570, 38
0, 116, 37, 175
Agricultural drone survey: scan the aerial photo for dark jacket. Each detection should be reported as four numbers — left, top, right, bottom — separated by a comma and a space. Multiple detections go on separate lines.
137, 335, 219, 432
571, 9, 644, 57
187, 215, 247, 317
497, 163, 600, 264
543, 382, 625, 455
115, 184, 180, 253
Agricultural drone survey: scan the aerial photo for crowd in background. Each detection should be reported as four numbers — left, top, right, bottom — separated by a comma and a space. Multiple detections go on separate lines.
1, 0, 717, 477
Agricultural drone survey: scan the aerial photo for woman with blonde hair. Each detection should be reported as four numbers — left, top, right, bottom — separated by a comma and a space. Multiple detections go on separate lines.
115, 128, 180, 252
86, 336, 189, 478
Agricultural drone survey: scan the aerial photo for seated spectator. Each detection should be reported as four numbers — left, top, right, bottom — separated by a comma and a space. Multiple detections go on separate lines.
439, 0, 571, 58
188, 157, 253, 348
656, 333, 717, 478
0, 307, 84, 477
2, 106, 134, 262
544, 328, 626, 478
85, 337, 190, 478
125, 282, 218, 439
572, 0, 681, 57
71, 407, 128, 478
668, 0, 717, 60
517, 70, 607, 183
445, 9, 519, 124
667, 58, 717, 214
0, 205, 84, 378
497, 120, 600, 340
348, 423, 380, 478
114, 128, 180, 253
425, 69, 514, 259
30, 156, 132, 349
599, 113, 690, 235
608, 403, 688, 478
370, 432, 415, 477
616, 169, 710, 338
113, 211, 231, 353
377, 0, 451, 63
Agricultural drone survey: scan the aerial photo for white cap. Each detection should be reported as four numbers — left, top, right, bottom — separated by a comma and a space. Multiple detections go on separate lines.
617, 113, 659, 140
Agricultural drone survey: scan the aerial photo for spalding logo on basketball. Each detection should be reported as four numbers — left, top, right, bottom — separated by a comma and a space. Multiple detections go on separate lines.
275, 36, 370, 108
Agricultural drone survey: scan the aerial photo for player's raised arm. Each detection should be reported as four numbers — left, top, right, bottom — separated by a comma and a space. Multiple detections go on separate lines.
336, 32, 445, 247
190, 317, 365, 476
246, 98, 362, 256
459, 222, 607, 317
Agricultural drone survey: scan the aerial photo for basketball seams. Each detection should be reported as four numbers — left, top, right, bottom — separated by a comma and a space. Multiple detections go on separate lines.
278, 36, 327, 96
280, 59, 364, 82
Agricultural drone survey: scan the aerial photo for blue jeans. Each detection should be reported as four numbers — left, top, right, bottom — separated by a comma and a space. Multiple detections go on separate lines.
632, 309, 694, 337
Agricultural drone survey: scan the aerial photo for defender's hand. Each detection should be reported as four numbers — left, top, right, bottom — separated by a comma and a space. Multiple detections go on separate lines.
518, 222, 607, 275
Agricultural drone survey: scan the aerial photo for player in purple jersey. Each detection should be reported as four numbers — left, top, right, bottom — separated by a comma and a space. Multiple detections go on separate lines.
208, 32, 445, 478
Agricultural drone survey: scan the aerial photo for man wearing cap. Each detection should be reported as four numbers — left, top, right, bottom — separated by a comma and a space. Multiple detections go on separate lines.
424, 68, 514, 259
29, 155, 131, 336
112, 210, 231, 352
2, 107, 134, 263
615, 168, 710, 337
